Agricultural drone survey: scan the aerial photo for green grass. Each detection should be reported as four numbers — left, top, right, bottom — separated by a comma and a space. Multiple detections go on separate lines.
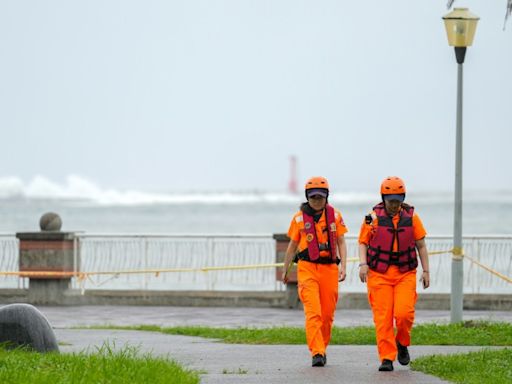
94, 321, 512, 346
412, 348, 512, 384
412, 320, 512, 346
0, 344, 199, 384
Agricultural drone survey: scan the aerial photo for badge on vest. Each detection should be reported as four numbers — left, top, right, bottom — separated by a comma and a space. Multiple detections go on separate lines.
306, 233, 314, 242
330, 223, 336, 232
305, 222, 312, 230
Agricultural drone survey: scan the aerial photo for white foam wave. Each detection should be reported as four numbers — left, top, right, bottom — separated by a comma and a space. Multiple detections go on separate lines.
0, 177, 24, 198
0, 175, 304, 205
0, 175, 511, 206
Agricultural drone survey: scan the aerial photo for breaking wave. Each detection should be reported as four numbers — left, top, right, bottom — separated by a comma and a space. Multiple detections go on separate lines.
0, 175, 510, 206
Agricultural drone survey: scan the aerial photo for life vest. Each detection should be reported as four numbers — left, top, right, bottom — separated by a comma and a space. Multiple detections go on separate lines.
367, 202, 418, 273
296, 204, 338, 263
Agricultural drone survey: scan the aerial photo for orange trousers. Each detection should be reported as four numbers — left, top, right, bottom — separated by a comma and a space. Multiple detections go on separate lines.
367, 266, 417, 362
297, 261, 339, 356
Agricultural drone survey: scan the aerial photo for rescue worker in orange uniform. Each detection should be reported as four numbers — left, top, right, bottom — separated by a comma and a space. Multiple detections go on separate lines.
358, 176, 430, 371
282, 176, 348, 367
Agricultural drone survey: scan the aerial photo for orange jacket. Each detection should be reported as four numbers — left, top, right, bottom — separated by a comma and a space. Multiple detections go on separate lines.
288, 206, 348, 260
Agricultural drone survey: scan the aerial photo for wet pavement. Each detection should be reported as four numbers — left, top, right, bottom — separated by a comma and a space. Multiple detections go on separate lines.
34, 306, 512, 383
56, 328, 491, 384
40, 305, 512, 328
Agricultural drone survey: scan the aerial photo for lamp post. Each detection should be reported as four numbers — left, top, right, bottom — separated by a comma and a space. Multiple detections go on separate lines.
442, 8, 479, 323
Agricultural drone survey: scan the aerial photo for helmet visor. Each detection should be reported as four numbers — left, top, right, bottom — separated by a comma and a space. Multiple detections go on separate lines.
383, 194, 405, 202
307, 188, 328, 198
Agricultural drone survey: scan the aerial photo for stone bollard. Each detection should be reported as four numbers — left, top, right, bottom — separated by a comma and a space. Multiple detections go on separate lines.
273, 233, 300, 309
16, 213, 79, 305
0, 303, 59, 352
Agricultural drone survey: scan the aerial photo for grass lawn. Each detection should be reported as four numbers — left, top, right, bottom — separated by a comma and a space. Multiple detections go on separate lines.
0, 344, 199, 384
81, 321, 512, 383
94, 320, 512, 346
412, 348, 512, 384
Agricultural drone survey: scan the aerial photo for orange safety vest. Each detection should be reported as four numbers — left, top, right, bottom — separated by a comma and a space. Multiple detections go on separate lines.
296, 204, 338, 264
367, 203, 418, 273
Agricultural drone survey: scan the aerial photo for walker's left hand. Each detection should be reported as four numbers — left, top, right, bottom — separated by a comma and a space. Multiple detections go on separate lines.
338, 267, 346, 282
421, 271, 430, 289
282, 270, 289, 284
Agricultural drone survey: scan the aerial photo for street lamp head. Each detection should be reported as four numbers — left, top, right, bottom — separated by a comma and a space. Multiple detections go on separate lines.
443, 8, 480, 47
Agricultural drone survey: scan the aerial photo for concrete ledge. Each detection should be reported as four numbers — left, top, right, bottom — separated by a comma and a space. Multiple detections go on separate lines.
63, 290, 288, 307
340, 292, 512, 311
0, 289, 510, 310
16, 232, 77, 241
462, 294, 512, 311
0, 289, 30, 304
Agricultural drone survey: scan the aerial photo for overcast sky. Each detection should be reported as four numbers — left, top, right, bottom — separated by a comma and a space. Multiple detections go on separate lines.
0, 0, 510, 194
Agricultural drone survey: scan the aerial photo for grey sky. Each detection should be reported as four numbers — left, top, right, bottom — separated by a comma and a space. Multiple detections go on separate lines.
1, 1, 510, 193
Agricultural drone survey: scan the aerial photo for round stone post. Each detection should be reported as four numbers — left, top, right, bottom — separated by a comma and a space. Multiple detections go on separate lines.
16, 213, 79, 305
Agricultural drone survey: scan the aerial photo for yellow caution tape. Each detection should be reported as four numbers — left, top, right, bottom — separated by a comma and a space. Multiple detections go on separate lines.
427, 248, 464, 260
0, 257, 363, 279
421, 248, 511, 284
0, 264, 286, 278
452, 247, 464, 260
2, 254, 509, 285
464, 254, 512, 284
428, 249, 454, 255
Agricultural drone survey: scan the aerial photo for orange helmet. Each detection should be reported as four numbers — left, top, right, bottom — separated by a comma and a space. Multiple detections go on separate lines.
305, 176, 329, 191
380, 176, 406, 195
304, 176, 329, 199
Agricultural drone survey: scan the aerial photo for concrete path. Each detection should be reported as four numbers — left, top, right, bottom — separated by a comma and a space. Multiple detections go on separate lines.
55, 328, 490, 384
39, 306, 512, 328
34, 306, 511, 384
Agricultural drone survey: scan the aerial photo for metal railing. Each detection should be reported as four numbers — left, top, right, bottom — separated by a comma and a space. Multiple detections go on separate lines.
0, 234, 24, 289
73, 234, 277, 291
0, 233, 511, 293
342, 235, 512, 294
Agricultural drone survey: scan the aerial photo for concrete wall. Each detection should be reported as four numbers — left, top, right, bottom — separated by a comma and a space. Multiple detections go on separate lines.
1, 289, 511, 310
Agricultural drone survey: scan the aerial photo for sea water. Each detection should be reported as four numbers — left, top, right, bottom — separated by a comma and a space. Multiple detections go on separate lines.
1, 187, 511, 293
1, 190, 511, 235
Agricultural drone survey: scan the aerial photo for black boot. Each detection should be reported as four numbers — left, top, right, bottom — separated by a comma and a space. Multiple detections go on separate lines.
312, 354, 325, 367
397, 341, 410, 365
378, 359, 394, 371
